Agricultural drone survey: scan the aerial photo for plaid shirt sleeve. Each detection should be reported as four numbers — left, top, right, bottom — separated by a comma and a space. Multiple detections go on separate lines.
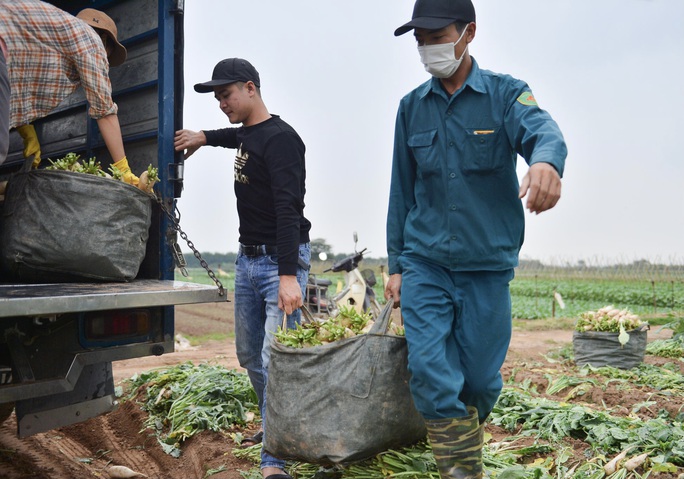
73, 34, 119, 120
0, 0, 117, 127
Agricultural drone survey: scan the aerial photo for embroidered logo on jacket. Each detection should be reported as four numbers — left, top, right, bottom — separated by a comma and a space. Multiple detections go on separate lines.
516, 92, 538, 106
234, 143, 249, 184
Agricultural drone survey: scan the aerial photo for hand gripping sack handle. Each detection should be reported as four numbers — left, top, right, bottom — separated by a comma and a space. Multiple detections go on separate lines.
0, 164, 151, 282
264, 299, 427, 465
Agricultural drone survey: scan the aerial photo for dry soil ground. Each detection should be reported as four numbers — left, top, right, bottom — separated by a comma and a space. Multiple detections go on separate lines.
0, 296, 677, 479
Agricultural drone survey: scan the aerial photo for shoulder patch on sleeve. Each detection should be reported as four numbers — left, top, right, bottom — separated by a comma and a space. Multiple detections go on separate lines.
516, 92, 538, 106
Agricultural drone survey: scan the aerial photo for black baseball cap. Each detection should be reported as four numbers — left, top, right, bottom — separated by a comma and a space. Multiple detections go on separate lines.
194, 58, 261, 93
394, 0, 476, 36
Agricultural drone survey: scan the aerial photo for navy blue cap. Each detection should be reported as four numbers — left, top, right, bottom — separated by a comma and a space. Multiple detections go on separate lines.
395, 0, 476, 36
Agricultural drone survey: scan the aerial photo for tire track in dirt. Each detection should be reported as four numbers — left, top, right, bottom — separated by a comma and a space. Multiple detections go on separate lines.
0, 413, 91, 478
102, 393, 240, 479
59, 400, 168, 478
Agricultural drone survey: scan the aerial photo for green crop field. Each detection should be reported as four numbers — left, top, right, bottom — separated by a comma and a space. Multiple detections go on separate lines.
510, 276, 684, 320
177, 261, 684, 322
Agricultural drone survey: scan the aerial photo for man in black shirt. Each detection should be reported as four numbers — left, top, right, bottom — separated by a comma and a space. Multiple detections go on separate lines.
175, 58, 310, 479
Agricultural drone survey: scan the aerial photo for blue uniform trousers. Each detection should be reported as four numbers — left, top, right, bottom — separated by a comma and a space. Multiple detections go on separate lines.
399, 256, 514, 422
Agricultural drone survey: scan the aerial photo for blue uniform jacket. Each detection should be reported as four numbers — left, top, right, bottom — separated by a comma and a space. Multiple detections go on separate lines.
387, 58, 567, 274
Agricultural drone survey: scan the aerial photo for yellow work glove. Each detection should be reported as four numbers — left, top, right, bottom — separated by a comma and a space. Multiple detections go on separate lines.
16, 124, 41, 168
113, 156, 139, 186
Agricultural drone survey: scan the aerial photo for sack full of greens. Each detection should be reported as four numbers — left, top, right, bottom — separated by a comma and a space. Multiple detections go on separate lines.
0, 162, 152, 282
263, 300, 426, 465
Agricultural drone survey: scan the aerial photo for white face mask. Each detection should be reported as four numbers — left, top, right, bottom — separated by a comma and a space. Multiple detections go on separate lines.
417, 27, 469, 78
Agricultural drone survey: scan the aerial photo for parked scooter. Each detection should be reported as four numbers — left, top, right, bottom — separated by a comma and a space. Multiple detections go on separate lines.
305, 233, 383, 319
304, 273, 335, 316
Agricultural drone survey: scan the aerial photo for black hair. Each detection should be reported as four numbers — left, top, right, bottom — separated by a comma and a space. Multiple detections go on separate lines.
454, 21, 469, 34
235, 81, 262, 97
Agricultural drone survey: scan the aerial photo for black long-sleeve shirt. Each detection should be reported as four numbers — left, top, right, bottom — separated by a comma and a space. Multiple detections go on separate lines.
203, 115, 311, 275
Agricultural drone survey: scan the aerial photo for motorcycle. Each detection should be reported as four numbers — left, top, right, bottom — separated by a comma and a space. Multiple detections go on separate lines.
305, 233, 383, 319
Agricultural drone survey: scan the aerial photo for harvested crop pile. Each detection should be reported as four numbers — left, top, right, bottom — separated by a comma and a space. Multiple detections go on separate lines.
274, 305, 403, 348
46, 152, 159, 194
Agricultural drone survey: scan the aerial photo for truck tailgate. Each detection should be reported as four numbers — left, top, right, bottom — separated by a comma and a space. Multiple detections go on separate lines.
0, 280, 226, 318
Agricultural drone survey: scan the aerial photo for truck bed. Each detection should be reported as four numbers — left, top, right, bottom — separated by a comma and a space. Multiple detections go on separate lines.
0, 280, 226, 318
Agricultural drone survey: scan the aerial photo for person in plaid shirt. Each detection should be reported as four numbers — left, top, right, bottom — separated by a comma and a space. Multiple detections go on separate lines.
0, 0, 137, 184
0, 36, 8, 167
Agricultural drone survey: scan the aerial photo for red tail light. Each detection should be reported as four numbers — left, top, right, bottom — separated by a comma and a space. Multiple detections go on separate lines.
82, 310, 151, 341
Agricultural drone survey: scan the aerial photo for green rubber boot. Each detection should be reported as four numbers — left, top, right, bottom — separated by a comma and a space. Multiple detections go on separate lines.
426, 407, 483, 479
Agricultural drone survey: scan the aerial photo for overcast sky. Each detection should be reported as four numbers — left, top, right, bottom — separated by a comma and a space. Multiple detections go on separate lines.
176, 0, 684, 265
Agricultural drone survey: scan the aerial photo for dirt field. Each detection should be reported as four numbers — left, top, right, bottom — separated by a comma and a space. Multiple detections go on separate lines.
0, 296, 677, 479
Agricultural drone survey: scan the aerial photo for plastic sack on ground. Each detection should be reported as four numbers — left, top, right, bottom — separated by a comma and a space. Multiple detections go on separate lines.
0, 168, 151, 282
264, 300, 426, 465
573, 325, 648, 369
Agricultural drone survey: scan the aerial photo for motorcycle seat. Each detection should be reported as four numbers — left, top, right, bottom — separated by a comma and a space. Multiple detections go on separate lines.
308, 277, 333, 287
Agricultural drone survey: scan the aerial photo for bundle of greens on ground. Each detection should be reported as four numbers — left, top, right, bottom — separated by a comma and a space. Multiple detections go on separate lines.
274, 305, 404, 348
493, 378, 684, 477
647, 337, 684, 358
537, 363, 684, 408
235, 437, 564, 479
584, 362, 684, 396
46, 152, 159, 193
124, 362, 259, 457
647, 315, 684, 358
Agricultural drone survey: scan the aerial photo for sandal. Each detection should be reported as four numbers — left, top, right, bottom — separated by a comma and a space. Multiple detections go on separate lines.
241, 429, 263, 447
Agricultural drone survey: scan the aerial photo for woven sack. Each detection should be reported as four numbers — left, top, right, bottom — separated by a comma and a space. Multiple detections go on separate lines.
0, 168, 151, 282
264, 300, 426, 465
573, 325, 648, 369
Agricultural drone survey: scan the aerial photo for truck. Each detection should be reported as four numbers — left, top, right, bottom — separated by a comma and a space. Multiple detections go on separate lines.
0, 0, 225, 438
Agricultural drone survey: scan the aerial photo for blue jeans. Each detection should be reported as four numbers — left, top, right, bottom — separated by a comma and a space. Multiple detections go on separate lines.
399, 256, 513, 422
234, 242, 310, 470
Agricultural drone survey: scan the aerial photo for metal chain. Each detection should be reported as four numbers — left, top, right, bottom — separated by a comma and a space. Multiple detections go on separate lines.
154, 195, 225, 296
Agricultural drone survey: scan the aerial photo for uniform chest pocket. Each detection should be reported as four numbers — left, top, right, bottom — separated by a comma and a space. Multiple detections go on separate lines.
462, 127, 506, 173
408, 129, 439, 174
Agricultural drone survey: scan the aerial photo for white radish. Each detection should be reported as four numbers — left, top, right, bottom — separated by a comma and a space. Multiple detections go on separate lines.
137, 171, 150, 192
623, 452, 649, 471
137, 165, 159, 193
603, 447, 632, 475
361, 321, 374, 334
107, 465, 147, 478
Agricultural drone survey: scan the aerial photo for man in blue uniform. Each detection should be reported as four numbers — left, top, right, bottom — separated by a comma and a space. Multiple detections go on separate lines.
385, 0, 567, 477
